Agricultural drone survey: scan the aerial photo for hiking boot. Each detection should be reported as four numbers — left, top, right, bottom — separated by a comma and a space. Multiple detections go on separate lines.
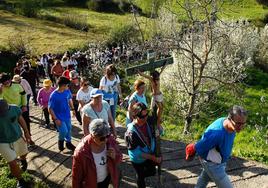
17, 179, 30, 188
66, 142, 76, 151
58, 140, 64, 151
20, 159, 28, 172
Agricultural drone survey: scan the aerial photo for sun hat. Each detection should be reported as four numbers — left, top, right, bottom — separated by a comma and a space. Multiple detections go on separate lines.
12, 75, 22, 83
43, 79, 52, 87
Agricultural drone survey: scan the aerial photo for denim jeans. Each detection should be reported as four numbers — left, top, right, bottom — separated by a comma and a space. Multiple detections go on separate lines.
110, 92, 118, 121
58, 120, 72, 142
195, 159, 233, 188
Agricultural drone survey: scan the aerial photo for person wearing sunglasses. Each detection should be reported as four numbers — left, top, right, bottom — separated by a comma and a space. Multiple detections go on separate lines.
125, 102, 162, 188
185, 105, 247, 188
77, 77, 93, 114
72, 119, 122, 188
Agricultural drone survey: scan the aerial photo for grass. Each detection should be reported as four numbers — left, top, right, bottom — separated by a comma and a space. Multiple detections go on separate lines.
0, 1, 267, 55
0, 7, 137, 55
0, 156, 48, 188
116, 67, 268, 165
159, 67, 268, 165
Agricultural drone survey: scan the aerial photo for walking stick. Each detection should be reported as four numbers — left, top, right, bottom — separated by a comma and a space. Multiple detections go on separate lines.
152, 104, 162, 186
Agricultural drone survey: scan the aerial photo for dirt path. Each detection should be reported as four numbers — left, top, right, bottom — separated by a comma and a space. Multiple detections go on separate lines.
27, 104, 268, 188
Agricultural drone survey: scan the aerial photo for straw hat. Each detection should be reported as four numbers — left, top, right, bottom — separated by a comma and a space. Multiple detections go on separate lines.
43, 79, 52, 87
12, 75, 22, 83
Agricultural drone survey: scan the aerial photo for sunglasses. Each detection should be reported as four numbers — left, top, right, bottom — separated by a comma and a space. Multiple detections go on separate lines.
84, 83, 89, 86
138, 112, 149, 119
229, 118, 246, 127
98, 135, 110, 141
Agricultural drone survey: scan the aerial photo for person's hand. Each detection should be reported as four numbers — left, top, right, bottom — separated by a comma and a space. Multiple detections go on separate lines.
185, 143, 196, 161
21, 106, 27, 112
152, 155, 162, 164
107, 148, 116, 159
72, 110, 76, 117
24, 131, 35, 145
112, 129, 117, 139
55, 119, 61, 126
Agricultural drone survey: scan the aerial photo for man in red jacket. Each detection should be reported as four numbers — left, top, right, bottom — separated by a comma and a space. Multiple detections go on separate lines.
72, 118, 122, 188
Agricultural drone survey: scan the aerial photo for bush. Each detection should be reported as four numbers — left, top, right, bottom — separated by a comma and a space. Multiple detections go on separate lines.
256, 0, 268, 6
87, 0, 133, 13
60, 13, 89, 31
7, 34, 31, 56
16, 0, 43, 18
107, 24, 140, 46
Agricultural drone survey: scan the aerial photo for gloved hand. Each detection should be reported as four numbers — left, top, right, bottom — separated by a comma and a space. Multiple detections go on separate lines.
185, 143, 196, 161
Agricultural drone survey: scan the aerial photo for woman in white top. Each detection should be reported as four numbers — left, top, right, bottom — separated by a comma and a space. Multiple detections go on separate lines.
99, 64, 122, 121
76, 77, 93, 112
82, 89, 116, 138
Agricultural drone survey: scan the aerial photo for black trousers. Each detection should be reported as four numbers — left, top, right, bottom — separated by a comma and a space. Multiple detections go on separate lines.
97, 174, 111, 188
73, 103, 81, 124
43, 107, 50, 125
30, 84, 37, 104
132, 160, 156, 188
22, 110, 30, 135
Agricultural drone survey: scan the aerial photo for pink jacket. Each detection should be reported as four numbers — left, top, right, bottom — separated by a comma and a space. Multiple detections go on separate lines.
37, 87, 55, 108
72, 135, 122, 188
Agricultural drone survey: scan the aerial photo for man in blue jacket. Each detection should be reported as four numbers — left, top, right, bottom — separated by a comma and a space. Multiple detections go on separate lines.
186, 105, 247, 188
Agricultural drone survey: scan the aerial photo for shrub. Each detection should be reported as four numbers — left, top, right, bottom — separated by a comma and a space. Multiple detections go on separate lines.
87, 0, 133, 13
256, 0, 268, 6
107, 24, 140, 46
61, 13, 89, 31
16, 0, 42, 18
7, 34, 31, 56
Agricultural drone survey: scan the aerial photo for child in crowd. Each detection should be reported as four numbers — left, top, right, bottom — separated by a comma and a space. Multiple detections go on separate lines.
37, 79, 55, 129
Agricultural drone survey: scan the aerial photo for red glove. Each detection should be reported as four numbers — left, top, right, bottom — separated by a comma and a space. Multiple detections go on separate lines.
185, 143, 196, 161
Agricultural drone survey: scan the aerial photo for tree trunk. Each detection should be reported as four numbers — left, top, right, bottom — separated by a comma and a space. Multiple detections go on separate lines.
183, 94, 196, 134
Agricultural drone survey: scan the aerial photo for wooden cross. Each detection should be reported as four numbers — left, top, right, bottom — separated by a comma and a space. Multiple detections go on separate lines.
125, 50, 173, 76
125, 50, 174, 186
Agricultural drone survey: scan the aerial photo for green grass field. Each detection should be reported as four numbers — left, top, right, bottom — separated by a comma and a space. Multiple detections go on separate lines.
0, 0, 267, 54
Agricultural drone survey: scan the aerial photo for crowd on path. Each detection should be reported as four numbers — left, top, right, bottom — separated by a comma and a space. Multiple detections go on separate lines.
0, 49, 248, 188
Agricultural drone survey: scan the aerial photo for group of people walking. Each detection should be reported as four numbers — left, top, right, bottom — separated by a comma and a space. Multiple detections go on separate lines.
0, 53, 248, 188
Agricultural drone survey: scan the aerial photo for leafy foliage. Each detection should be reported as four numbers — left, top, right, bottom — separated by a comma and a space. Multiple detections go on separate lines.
107, 24, 140, 46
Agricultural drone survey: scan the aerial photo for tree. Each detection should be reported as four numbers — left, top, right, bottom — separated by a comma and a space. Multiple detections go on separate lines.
152, 0, 259, 134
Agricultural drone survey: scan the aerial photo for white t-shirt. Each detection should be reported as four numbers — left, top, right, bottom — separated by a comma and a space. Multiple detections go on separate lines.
61, 60, 69, 68
76, 87, 93, 110
92, 146, 108, 183
82, 100, 110, 124
99, 75, 120, 94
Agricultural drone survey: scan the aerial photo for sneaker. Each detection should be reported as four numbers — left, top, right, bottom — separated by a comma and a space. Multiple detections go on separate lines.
44, 124, 50, 129
17, 179, 30, 188
20, 159, 28, 172
58, 140, 64, 151
66, 142, 76, 151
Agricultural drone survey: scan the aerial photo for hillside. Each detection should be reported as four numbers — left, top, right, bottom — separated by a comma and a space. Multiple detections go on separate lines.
0, 0, 267, 54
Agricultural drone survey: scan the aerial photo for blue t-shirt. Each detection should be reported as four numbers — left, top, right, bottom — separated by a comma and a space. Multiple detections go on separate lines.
195, 117, 236, 163
128, 91, 148, 107
48, 89, 72, 121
